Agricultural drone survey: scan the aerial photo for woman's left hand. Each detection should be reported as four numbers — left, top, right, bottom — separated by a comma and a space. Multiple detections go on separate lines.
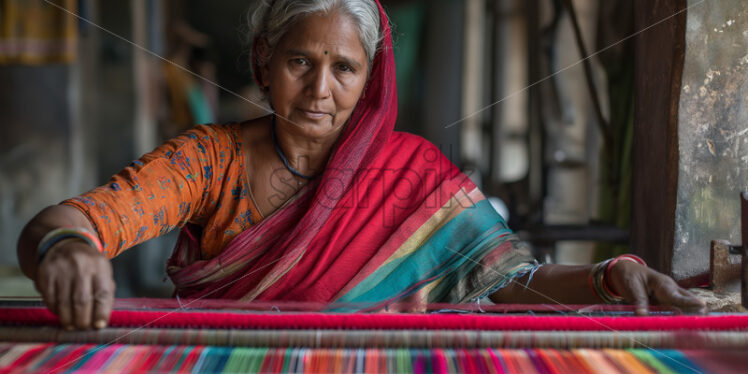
607, 260, 707, 315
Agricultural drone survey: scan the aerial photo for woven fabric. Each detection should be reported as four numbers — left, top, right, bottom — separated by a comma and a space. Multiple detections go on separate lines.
2, 343, 742, 373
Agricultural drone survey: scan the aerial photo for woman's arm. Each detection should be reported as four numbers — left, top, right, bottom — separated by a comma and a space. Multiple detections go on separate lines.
489, 261, 706, 314
488, 264, 598, 305
17, 125, 232, 329
17, 204, 115, 330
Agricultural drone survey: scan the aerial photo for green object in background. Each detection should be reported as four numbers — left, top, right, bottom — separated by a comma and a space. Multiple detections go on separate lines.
387, 1, 426, 126
188, 84, 215, 125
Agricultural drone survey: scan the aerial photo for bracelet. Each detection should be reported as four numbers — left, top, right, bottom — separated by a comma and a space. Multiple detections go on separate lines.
37, 227, 103, 265
589, 259, 625, 304
606, 254, 646, 275
604, 254, 647, 298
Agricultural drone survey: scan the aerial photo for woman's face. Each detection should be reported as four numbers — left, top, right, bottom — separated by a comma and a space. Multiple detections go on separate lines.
261, 11, 370, 140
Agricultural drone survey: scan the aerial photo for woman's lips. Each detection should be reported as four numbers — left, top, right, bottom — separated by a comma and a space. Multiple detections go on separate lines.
298, 109, 330, 120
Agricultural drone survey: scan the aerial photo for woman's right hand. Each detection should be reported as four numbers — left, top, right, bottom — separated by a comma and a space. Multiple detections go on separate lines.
35, 239, 115, 330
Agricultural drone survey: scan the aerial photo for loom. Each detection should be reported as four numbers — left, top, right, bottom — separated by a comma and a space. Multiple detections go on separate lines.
1, 298, 747, 373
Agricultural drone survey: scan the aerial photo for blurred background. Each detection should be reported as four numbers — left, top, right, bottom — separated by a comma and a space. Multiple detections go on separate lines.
0, 0, 745, 298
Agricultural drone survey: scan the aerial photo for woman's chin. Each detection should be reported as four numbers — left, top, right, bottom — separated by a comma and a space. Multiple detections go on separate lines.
285, 114, 342, 138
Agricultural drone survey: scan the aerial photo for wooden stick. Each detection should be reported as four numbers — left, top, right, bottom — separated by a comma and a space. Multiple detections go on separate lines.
741, 191, 748, 308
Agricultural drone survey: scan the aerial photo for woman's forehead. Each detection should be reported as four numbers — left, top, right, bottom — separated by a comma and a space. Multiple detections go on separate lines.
279, 12, 367, 61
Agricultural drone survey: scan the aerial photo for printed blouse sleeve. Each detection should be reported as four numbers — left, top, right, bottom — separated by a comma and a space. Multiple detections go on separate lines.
62, 125, 229, 258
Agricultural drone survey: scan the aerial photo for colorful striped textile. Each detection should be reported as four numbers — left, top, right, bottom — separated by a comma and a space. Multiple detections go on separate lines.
3, 301, 748, 372
1, 343, 744, 373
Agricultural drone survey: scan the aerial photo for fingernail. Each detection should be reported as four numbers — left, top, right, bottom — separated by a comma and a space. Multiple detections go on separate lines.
94, 319, 106, 329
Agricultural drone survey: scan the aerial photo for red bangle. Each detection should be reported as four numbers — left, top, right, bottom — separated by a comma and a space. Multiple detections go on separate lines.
617, 254, 646, 266
604, 254, 647, 297
76, 229, 104, 253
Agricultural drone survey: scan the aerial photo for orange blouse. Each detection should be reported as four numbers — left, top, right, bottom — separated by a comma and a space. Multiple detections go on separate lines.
63, 123, 264, 259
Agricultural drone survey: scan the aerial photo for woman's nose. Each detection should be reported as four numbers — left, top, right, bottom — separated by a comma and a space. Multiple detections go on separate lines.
306, 68, 331, 99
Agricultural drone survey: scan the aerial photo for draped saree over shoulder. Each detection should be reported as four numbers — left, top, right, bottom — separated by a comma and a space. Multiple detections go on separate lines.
166, 0, 537, 309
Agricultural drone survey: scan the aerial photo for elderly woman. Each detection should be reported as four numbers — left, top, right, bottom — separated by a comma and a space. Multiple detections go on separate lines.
17, 0, 703, 330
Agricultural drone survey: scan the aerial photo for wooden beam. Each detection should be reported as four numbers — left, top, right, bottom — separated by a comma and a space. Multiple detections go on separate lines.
631, 0, 687, 274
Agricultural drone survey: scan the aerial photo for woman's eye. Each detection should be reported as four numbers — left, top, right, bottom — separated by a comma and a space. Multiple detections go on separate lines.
337, 63, 354, 73
292, 58, 308, 66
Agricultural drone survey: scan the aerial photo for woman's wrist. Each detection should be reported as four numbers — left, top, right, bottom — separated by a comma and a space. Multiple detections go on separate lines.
589, 254, 647, 303
604, 254, 646, 297
589, 259, 624, 304
36, 227, 103, 265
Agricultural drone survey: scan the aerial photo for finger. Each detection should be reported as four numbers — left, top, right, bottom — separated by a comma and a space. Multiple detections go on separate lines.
651, 281, 681, 306
627, 277, 650, 316
667, 288, 703, 306
56, 278, 73, 330
72, 276, 93, 329
676, 288, 707, 313
651, 280, 703, 308
676, 288, 706, 306
92, 274, 114, 329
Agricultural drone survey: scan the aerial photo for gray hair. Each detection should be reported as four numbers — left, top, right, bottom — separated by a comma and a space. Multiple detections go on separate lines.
249, 0, 382, 68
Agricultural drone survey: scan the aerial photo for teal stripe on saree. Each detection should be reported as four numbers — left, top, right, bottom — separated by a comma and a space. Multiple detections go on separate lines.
336, 200, 532, 307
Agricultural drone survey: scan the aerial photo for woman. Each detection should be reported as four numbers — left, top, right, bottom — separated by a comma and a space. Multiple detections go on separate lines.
17, 0, 704, 330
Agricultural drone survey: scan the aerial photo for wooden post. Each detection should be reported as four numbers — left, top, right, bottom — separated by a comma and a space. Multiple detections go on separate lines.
631, 0, 687, 274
